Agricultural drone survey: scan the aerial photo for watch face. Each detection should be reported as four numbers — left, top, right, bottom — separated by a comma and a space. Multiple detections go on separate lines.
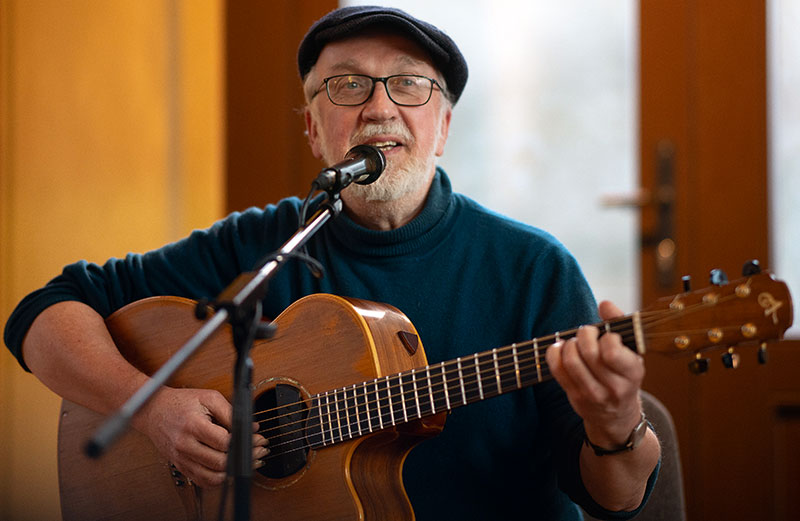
630, 418, 649, 449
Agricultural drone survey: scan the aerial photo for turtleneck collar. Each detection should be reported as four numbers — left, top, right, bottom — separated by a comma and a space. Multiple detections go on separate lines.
327, 167, 456, 257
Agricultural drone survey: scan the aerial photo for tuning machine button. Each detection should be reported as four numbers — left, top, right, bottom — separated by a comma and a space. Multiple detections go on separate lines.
689, 354, 710, 374
710, 269, 729, 286
742, 259, 762, 276
682, 275, 692, 292
758, 342, 768, 365
721, 348, 740, 369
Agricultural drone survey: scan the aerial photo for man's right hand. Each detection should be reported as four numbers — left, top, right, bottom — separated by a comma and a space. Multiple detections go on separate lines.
135, 386, 269, 488
22, 301, 268, 489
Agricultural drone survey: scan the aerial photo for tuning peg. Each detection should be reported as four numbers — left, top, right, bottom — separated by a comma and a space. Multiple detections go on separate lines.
689, 354, 710, 374
682, 275, 692, 292
742, 259, 762, 276
758, 342, 768, 365
721, 347, 740, 369
710, 269, 729, 286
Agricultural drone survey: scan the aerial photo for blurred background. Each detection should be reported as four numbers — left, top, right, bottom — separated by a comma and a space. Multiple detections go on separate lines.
1, 1, 798, 519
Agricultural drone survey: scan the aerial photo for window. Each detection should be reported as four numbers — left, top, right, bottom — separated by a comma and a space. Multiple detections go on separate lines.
342, 1, 639, 311
768, 0, 800, 337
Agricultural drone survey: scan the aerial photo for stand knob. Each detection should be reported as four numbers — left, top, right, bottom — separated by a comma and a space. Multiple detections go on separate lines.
195, 299, 213, 320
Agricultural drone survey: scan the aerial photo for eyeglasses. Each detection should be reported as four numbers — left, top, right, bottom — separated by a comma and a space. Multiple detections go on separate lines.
311, 74, 444, 107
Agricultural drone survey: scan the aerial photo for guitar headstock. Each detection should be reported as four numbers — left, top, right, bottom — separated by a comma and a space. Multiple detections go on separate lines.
639, 264, 794, 373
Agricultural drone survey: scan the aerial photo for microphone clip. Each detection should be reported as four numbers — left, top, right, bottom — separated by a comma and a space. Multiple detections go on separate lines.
312, 144, 386, 194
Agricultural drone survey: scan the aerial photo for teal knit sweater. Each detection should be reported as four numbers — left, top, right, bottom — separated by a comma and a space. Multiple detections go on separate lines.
4, 169, 655, 520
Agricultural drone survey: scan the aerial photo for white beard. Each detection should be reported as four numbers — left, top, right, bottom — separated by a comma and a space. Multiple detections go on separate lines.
317, 122, 436, 202
346, 151, 432, 202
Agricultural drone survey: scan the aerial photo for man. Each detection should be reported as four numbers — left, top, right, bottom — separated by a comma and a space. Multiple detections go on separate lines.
4, 6, 659, 520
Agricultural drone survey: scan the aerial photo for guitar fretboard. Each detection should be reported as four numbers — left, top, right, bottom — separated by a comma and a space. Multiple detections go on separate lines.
304, 315, 640, 448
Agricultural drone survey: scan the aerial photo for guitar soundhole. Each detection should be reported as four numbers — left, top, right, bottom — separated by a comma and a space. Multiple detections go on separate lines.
253, 384, 309, 479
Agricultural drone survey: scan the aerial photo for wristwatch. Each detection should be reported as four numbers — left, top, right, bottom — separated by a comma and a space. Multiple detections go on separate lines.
584, 411, 649, 456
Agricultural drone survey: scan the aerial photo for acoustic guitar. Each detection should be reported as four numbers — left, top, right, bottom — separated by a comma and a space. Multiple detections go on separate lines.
58, 269, 793, 520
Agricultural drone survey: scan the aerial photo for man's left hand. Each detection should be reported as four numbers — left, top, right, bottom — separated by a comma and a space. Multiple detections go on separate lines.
545, 300, 645, 448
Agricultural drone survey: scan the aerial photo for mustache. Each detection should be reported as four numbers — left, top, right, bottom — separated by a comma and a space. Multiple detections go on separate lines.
350, 122, 414, 146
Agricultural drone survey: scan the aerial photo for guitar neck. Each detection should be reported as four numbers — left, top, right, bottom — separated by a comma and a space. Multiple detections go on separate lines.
305, 314, 642, 448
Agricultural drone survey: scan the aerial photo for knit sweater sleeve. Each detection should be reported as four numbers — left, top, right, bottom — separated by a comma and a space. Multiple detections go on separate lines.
3, 200, 301, 371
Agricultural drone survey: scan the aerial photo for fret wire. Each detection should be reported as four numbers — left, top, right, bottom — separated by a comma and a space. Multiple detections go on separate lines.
533, 338, 542, 382
512, 343, 522, 388
442, 362, 451, 410
399, 374, 408, 423
374, 379, 384, 430
364, 381, 373, 433
426, 366, 436, 415
341, 387, 349, 441
457, 358, 467, 405
385, 376, 396, 426
411, 369, 422, 419
342, 387, 352, 439
343, 387, 352, 440
313, 395, 322, 447
323, 391, 332, 446
492, 348, 502, 395
351, 384, 362, 437
471, 353, 483, 400
333, 388, 344, 442
357, 383, 365, 436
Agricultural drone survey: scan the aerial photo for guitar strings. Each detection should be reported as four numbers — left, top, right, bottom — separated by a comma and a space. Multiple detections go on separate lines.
251, 306, 689, 451
251, 297, 736, 462
251, 315, 639, 427
250, 318, 638, 459
252, 315, 647, 446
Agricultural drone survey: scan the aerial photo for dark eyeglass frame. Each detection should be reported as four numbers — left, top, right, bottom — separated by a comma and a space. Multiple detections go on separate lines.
311, 74, 445, 107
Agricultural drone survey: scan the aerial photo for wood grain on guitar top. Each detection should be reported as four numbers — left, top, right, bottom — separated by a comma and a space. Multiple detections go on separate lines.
58, 294, 444, 521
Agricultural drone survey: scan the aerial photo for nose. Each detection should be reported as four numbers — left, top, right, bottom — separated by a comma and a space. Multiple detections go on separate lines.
360, 81, 399, 122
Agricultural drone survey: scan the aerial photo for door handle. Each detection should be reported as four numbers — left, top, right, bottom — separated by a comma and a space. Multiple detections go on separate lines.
602, 140, 676, 288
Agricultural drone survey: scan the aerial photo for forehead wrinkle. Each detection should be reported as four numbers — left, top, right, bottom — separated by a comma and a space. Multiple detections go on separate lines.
326, 53, 434, 76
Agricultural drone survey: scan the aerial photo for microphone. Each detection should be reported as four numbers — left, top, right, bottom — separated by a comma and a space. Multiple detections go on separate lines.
313, 144, 386, 192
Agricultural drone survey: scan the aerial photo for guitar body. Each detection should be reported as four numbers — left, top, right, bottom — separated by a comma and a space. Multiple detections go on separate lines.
58, 294, 446, 521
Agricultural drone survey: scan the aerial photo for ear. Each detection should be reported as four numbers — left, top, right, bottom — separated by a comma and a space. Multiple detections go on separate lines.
304, 107, 323, 160
435, 105, 452, 157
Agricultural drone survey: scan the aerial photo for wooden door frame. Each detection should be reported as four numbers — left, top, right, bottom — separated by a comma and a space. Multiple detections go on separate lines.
225, 0, 336, 213
638, 2, 800, 520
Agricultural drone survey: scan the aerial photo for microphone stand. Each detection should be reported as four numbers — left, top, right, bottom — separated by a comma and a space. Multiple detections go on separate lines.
86, 194, 343, 521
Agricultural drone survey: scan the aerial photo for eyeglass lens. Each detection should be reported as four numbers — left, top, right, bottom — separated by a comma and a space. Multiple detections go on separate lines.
326, 75, 433, 106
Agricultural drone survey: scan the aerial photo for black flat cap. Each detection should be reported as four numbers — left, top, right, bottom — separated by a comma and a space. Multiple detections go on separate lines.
298, 5, 468, 104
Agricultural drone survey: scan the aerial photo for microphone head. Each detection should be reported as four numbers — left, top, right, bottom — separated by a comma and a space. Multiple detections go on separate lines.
346, 144, 386, 185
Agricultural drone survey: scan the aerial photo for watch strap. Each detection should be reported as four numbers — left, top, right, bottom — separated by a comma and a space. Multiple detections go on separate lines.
584, 411, 649, 456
